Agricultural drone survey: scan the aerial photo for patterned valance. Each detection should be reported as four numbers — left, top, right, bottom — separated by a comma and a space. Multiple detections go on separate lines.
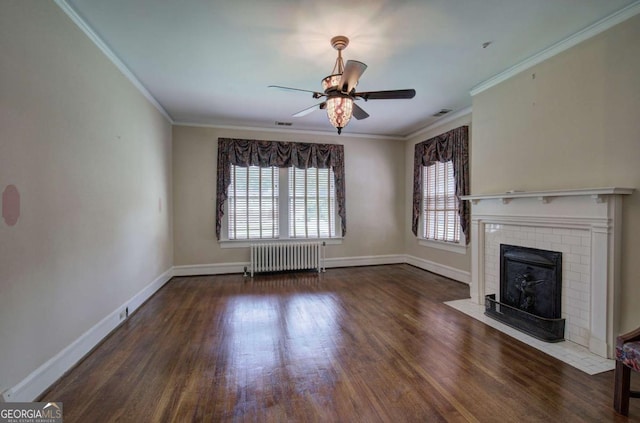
412, 126, 470, 244
215, 138, 346, 240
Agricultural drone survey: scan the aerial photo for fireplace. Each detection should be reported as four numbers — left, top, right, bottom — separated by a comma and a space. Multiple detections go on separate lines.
485, 244, 565, 342
463, 187, 633, 358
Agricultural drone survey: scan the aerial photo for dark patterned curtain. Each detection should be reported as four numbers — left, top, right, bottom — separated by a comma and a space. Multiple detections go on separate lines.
412, 126, 470, 244
216, 138, 346, 240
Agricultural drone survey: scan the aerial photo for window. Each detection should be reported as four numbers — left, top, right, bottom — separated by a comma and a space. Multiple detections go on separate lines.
411, 126, 469, 250
227, 165, 279, 239
226, 165, 337, 240
422, 161, 460, 243
289, 167, 336, 238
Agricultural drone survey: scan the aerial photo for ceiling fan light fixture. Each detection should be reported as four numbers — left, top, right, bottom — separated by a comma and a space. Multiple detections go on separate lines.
326, 96, 353, 135
270, 35, 415, 135
322, 74, 341, 92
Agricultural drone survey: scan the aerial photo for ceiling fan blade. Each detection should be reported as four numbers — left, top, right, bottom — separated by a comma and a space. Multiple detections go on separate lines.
269, 85, 325, 99
355, 89, 416, 100
292, 102, 326, 118
352, 103, 369, 120
338, 60, 367, 94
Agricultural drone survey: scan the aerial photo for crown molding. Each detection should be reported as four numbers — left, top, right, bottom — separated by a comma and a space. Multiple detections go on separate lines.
470, 0, 640, 96
54, 0, 174, 123
172, 121, 406, 141
405, 106, 473, 141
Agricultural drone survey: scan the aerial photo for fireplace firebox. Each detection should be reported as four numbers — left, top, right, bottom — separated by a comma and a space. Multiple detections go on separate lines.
485, 244, 565, 342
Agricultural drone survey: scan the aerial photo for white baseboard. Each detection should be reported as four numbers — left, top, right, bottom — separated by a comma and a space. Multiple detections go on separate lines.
405, 255, 471, 284
172, 256, 407, 275
172, 262, 248, 276
171, 256, 469, 285
324, 254, 405, 268
1, 268, 173, 402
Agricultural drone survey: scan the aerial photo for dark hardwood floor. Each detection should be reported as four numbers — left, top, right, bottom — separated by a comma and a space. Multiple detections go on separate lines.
42, 265, 639, 422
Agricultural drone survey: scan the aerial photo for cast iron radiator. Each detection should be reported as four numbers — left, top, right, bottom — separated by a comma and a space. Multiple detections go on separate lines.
249, 242, 325, 277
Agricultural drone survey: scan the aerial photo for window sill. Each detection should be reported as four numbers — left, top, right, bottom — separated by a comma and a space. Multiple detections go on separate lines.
418, 238, 467, 254
219, 238, 343, 249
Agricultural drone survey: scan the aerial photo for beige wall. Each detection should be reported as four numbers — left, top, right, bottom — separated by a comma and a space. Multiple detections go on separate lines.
173, 125, 405, 265
472, 14, 640, 332
404, 114, 472, 273
0, 1, 172, 395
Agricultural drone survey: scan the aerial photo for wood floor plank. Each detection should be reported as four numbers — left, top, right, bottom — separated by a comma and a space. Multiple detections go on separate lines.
41, 265, 639, 422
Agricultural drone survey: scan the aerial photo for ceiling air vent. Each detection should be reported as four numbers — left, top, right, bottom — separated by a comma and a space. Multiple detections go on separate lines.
275, 121, 293, 126
432, 109, 452, 117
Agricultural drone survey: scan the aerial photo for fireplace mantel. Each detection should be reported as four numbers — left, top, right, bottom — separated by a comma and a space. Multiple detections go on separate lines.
464, 187, 634, 358
462, 187, 634, 205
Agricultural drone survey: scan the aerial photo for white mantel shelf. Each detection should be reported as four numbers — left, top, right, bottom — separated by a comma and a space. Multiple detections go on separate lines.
462, 187, 634, 205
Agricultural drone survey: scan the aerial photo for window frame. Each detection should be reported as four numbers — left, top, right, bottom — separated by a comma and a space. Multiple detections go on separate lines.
226, 165, 280, 241
288, 166, 337, 239
220, 166, 343, 248
418, 161, 467, 254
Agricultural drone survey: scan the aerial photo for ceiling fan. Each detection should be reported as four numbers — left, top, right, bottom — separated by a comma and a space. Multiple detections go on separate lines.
269, 35, 416, 134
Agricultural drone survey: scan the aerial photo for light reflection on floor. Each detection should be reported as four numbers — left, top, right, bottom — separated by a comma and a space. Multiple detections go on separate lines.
225, 292, 340, 400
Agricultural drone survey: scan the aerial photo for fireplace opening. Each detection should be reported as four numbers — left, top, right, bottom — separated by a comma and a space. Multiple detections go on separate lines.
485, 244, 565, 342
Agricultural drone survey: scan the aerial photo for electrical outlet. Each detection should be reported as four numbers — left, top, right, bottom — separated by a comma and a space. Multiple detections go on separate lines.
119, 310, 126, 320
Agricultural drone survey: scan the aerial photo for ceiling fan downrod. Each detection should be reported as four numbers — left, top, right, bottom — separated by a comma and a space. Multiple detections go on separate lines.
330, 35, 349, 75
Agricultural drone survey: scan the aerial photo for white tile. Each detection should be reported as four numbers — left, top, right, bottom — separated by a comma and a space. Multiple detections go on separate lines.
561, 235, 582, 246
570, 245, 590, 255
535, 242, 553, 250
553, 228, 573, 236
571, 228, 588, 237
565, 253, 581, 264
569, 263, 590, 274
551, 243, 570, 253
543, 234, 562, 243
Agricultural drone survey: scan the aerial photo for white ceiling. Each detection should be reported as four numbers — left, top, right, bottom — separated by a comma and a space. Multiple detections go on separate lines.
61, 0, 639, 138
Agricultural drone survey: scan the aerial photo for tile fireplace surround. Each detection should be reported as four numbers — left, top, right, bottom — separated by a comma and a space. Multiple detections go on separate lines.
461, 188, 633, 359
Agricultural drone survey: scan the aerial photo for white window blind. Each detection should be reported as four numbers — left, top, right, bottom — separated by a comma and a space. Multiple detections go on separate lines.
422, 161, 460, 243
226, 165, 337, 240
289, 167, 336, 238
228, 165, 279, 239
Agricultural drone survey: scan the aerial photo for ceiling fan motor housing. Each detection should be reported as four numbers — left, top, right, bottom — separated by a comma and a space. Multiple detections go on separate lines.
330, 35, 349, 51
